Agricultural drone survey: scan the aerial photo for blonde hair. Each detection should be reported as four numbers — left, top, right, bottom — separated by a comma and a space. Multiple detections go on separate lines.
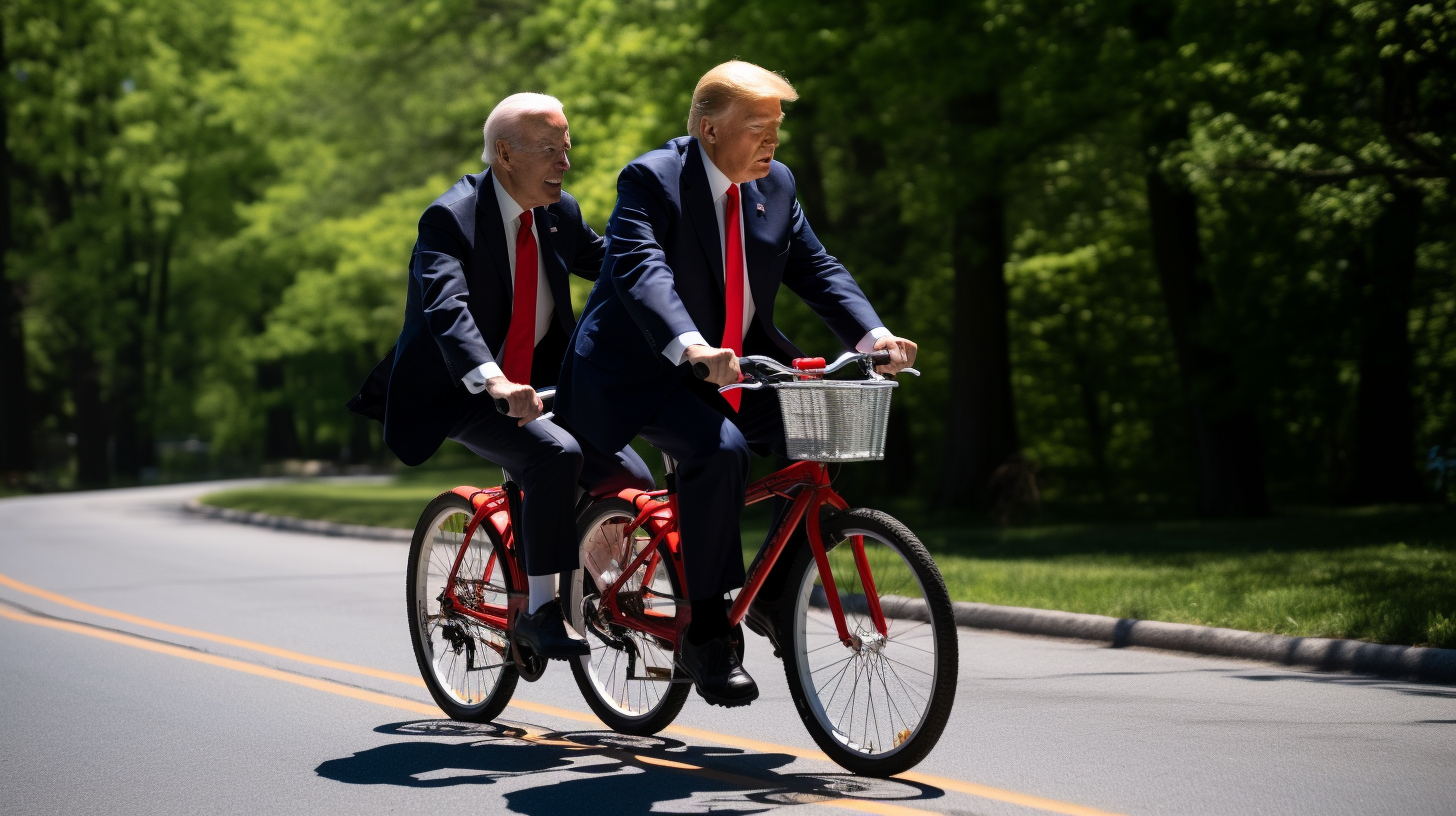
687, 61, 799, 138
482, 92, 565, 163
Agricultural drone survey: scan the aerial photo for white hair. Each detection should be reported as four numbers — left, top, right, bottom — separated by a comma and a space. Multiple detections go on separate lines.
482, 93, 566, 163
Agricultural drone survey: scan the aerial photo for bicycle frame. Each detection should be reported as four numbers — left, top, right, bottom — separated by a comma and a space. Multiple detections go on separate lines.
438, 486, 525, 640
594, 460, 891, 649
434, 458, 893, 655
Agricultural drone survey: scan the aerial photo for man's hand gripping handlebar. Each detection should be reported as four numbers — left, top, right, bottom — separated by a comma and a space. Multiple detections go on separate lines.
490, 380, 555, 426
692, 350, 921, 391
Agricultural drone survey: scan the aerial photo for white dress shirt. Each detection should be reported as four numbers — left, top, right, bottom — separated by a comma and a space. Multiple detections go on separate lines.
662, 154, 890, 366
461, 174, 556, 393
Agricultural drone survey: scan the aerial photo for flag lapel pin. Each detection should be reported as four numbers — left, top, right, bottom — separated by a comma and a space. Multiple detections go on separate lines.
756, 203, 765, 216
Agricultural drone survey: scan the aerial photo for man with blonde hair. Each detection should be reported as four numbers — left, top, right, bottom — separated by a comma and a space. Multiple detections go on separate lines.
350, 93, 652, 661
556, 62, 917, 707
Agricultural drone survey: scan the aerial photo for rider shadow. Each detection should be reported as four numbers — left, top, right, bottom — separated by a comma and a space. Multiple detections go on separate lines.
313, 720, 943, 815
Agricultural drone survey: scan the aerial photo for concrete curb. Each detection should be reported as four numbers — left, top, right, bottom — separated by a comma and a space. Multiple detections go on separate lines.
186, 498, 1456, 683
183, 499, 412, 542
950, 602, 1456, 683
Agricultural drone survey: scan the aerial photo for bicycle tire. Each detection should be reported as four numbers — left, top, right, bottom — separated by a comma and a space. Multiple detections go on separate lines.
777, 507, 957, 776
562, 497, 690, 735
407, 491, 519, 722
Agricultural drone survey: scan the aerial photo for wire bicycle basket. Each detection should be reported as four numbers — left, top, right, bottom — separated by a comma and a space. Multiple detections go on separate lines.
770, 379, 899, 462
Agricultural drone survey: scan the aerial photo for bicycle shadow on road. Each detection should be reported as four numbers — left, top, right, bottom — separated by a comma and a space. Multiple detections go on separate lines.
313, 719, 943, 814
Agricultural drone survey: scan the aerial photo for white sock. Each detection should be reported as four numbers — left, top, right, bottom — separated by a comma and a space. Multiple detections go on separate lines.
527, 574, 555, 614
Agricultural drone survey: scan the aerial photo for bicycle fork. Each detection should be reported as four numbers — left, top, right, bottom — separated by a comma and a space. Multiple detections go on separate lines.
732, 463, 889, 648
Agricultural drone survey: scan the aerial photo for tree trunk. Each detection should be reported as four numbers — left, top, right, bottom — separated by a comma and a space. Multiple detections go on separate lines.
1071, 346, 1112, 502
787, 102, 828, 226
71, 346, 109, 486
1347, 184, 1422, 503
258, 362, 300, 460
1144, 112, 1269, 517
938, 89, 1019, 509
110, 358, 144, 481
110, 223, 149, 482
0, 23, 34, 477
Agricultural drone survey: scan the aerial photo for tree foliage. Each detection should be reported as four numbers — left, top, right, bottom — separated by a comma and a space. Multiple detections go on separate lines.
4, 0, 1452, 512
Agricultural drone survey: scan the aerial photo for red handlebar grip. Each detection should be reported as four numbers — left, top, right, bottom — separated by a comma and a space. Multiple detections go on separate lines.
792, 357, 826, 371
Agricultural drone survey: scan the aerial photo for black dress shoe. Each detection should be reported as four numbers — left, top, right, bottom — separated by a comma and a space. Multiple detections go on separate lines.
743, 597, 783, 657
513, 601, 589, 660
676, 633, 759, 707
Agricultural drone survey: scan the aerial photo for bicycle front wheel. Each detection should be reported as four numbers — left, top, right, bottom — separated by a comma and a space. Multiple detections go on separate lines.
778, 507, 958, 776
563, 497, 689, 735
406, 491, 518, 722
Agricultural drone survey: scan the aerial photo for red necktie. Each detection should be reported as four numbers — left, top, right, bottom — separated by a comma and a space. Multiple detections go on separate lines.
722, 185, 745, 411
501, 210, 537, 385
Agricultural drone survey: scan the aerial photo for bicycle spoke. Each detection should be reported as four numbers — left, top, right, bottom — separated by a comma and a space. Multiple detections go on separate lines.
878, 653, 935, 678
884, 639, 937, 658
806, 639, 853, 657
817, 654, 858, 712
810, 652, 857, 677
876, 656, 916, 734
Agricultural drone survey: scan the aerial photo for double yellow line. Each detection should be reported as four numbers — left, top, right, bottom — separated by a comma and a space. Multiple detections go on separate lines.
0, 571, 1125, 816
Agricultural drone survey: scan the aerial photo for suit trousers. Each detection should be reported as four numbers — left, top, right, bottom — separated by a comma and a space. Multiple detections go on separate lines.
635, 380, 786, 601
448, 392, 654, 576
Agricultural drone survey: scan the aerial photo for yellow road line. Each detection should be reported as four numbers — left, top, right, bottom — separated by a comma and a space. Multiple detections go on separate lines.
0, 571, 1127, 816
0, 604, 440, 716
0, 602, 929, 816
0, 571, 424, 688
893, 772, 1127, 816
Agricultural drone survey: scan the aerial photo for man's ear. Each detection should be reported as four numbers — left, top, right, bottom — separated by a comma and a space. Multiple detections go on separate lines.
494, 140, 511, 167
699, 117, 716, 144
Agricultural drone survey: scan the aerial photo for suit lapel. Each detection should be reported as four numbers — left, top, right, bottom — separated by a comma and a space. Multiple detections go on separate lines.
682, 140, 725, 298
739, 180, 776, 319
536, 207, 576, 333
476, 167, 513, 297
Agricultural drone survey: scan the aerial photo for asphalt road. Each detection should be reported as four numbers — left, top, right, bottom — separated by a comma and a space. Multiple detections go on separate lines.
1, 481, 1453, 816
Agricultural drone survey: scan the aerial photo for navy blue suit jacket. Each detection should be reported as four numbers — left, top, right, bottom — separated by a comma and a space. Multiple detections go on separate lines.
348, 169, 604, 466
556, 137, 882, 454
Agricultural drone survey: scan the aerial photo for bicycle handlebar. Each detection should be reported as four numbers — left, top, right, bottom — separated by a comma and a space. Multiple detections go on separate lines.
494, 387, 556, 416
692, 350, 903, 382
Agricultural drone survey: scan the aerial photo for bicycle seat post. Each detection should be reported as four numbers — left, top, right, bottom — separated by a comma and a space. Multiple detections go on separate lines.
660, 452, 677, 493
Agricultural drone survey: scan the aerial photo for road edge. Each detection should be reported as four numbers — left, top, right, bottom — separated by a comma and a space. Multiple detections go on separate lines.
183, 498, 412, 542
184, 498, 1456, 682
951, 602, 1456, 682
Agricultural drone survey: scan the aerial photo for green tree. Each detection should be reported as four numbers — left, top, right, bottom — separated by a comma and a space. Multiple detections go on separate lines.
7, 0, 257, 485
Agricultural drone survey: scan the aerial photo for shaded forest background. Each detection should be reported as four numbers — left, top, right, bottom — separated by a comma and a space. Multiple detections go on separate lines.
1, 0, 1453, 516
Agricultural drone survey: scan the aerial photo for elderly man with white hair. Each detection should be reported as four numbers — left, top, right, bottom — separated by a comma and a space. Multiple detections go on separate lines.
556, 62, 917, 706
349, 93, 652, 660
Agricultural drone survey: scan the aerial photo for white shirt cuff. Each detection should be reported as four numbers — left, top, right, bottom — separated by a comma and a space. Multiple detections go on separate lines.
663, 331, 708, 366
855, 327, 892, 354
462, 362, 504, 394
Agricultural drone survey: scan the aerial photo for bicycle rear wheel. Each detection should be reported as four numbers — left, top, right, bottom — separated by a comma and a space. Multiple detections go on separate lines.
407, 491, 518, 722
778, 507, 957, 776
563, 497, 689, 735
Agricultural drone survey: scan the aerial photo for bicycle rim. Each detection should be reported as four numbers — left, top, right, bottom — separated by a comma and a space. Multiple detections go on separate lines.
407, 494, 516, 720
784, 509, 956, 774
564, 499, 688, 733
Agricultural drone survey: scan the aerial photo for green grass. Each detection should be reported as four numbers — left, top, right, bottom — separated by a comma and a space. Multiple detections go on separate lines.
914, 507, 1456, 649
199, 468, 496, 530
200, 475, 1456, 648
